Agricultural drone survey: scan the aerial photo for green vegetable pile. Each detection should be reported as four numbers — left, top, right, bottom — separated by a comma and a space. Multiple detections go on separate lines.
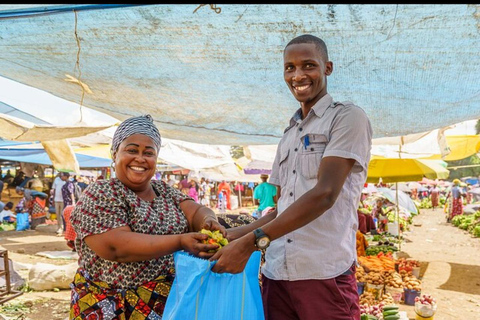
451, 211, 480, 237
200, 229, 229, 252
365, 245, 398, 256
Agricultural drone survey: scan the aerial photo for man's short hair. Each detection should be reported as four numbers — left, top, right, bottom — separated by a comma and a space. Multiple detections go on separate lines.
285, 34, 329, 61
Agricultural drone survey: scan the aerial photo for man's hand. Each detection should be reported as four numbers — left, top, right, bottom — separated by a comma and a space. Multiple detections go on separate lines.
210, 233, 257, 274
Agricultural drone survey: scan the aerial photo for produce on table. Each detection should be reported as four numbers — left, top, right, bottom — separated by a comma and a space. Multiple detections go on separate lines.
382, 270, 403, 288
366, 245, 398, 256
402, 275, 422, 291
396, 258, 420, 273
358, 252, 395, 272
356, 265, 368, 283
199, 229, 229, 252
360, 314, 378, 320
365, 270, 385, 285
360, 313, 378, 320
382, 304, 400, 320
360, 300, 398, 319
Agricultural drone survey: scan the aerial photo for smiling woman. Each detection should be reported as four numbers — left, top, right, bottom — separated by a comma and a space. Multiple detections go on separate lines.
68, 114, 227, 319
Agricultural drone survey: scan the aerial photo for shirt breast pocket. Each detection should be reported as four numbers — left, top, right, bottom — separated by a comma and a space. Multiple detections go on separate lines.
278, 149, 290, 186
299, 133, 328, 180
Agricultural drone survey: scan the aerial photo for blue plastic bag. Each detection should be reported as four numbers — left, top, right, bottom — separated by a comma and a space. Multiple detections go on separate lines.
163, 250, 264, 320
15, 212, 30, 231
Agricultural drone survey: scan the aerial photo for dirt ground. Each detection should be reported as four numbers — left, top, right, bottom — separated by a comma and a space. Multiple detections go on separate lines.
1, 206, 479, 320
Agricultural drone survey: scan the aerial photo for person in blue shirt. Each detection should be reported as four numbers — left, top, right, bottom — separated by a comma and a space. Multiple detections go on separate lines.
253, 174, 277, 217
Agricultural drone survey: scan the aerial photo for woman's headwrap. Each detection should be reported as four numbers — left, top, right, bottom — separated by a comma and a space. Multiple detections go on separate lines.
453, 178, 461, 185
110, 114, 162, 158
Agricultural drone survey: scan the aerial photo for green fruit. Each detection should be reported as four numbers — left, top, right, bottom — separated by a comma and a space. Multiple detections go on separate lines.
382, 305, 399, 311
384, 315, 400, 320
383, 310, 399, 316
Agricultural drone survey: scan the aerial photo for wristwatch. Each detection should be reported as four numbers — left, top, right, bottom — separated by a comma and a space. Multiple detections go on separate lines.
253, 228, 271, 250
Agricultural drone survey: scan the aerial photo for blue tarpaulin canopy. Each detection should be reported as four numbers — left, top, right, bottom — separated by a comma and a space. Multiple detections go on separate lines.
0, 148, 111, 168
0, 4, 479, 146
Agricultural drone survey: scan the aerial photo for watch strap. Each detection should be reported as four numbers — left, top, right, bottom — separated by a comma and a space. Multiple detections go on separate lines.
253, 228, 267, 240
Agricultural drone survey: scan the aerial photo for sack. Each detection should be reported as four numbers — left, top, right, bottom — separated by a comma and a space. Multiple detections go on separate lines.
163, 250, 264, 320
16, 212, 30, 231
73, 183, 82, 203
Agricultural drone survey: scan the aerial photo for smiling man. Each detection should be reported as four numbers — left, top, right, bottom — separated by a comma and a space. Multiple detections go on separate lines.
211, 34, 372, 320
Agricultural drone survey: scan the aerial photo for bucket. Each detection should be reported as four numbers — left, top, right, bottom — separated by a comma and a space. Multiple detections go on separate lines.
415, 314, 434, 320
357, 282, 365, 295
415, 301, 437, 318
404, 288, 421, 306
385, 285, 404, 303
365, 283, 384, 300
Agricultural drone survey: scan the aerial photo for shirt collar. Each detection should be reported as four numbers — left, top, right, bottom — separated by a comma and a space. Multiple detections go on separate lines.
286, 94, 334, 130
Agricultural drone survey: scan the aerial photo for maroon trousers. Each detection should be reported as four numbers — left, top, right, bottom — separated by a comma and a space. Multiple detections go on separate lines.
261, 264, 360, 320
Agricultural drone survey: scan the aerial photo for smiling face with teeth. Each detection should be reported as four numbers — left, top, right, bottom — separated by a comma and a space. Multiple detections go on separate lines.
284, 42, 333, 116
113, 134, 158, 193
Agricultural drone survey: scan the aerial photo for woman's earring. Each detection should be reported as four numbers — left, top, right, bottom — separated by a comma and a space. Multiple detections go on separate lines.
111, 161, 115, 170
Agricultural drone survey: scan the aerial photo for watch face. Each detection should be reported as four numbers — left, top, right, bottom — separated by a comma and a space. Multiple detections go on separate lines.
258, 237, 270, 249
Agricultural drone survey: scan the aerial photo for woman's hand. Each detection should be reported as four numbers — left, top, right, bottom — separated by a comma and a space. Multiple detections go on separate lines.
202, 216, 227, 238
180, 232, 220, 259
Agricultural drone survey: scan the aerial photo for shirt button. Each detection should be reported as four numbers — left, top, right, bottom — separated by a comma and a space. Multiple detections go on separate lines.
294, 148, 298, 152
293, 170, 296, 174
299, 128, 303, 131
311, 148, 314, 151
290, 192, 293, 196
287, 239, 293, 243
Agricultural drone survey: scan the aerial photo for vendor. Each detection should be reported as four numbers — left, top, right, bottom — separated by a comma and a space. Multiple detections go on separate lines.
0, 202, 15, 223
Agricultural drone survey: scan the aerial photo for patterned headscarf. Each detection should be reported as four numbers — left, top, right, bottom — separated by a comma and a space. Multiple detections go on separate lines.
110, 114, 162, 158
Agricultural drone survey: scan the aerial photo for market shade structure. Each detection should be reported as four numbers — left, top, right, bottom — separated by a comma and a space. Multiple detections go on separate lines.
366, 158, 450, 184
1, 4, 480, 146
0, 113, 112, 142
0, 148, 111, 168
424, 135, 480, 161
376, 187, 418, 215
367, 157, 449, 247
0, 113, 113, 172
